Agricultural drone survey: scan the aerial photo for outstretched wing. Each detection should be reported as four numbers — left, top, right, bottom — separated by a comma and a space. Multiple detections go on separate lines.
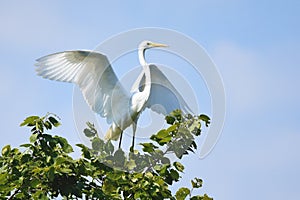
36, 50, 130, 123
131, 64, 193, 115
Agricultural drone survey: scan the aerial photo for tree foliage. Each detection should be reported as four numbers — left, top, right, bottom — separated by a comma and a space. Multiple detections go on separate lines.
0, 111, 213, 199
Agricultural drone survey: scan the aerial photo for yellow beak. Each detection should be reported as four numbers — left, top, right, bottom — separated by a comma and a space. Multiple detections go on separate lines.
151, 42, 168, 48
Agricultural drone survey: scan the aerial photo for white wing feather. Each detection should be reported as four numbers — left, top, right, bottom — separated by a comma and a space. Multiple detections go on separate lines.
35, 50, 130, 123
131, 64, 192, 115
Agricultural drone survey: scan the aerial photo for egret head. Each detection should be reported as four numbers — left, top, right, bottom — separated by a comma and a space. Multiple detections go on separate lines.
139, 40, 168, 51
138, 40, 168, 66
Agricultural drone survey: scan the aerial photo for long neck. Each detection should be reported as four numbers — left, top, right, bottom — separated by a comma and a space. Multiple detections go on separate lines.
138, 48, 147, 67
138, 48, 150, 76
138, 48, 151, 83
138, 48, 151, 106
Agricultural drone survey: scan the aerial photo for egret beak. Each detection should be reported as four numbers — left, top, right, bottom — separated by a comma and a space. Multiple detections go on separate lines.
151, 42, 168, 48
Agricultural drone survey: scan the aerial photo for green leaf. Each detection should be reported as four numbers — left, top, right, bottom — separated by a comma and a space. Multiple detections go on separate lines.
203, 194, 213, 200
140, 142, 158, 153
30, 179, 40, 187
30, 133, 38, 143
21, 154, 31, 163
166, 124, 177, 133
199, 114, 210, 127
55, 136, 73, 153
20, 116, 39, 126
104, 140, 114, 155
171, 109, 182, 121
165, 115, 175, 125
92, 137, 104, 151
151, 129, 172, 145
44, 121, 52, 130
175, 187, 190, 200
76, 144, 91, 159
36, 120, 44, 132
145, 171, 153, 179
113, 149, 125, 167
191, 178, 203, 188
134, 191, 143, 199
102, 179, 117, 194
190, 194, 213, 200
46, 155, 52, 163
15, 193, 25, 199
107, 171, 123, 181
48, 166, 55, 181
55, 156, 67, 165
156, 164, 170, 175
161, 157, 170, 164
190, 141, 197, 150
187, 119, 201, 136
177, 127, 190, 136
83, 128, 96, 138
33, 190, 48, 200
76, 143, 85, 148
59, 167, 72, 173
156, 129, 169, 139
48, 116, 61, 127
1, 145, 11, 156
20, 143, 32, 148
126, 159, 136, 170
174, 162, 184, 172
0, 173, 7, 184
170, 169, 179, 181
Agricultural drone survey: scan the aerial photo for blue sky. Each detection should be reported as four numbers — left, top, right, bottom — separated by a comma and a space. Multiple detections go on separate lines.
1, 1, 299, 199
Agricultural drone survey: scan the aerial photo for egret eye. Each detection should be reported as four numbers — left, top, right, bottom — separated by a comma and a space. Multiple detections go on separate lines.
146, 42, 151, 45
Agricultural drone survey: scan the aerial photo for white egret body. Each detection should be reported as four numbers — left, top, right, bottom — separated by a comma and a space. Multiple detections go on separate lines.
35, 41, 192, 149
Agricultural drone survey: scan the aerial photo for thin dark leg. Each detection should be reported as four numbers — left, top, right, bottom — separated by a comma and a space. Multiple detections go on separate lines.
118, 132, 123, 149
130, 122, 137, 152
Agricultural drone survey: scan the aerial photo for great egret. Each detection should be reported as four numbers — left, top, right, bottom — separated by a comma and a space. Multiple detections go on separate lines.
35, 40, 192, 150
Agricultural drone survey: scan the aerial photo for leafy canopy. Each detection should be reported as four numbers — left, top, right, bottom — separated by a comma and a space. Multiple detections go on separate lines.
0, 111, 213, 200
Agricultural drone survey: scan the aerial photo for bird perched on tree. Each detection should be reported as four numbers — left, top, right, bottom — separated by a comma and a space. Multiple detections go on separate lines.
35, 40, 191, 150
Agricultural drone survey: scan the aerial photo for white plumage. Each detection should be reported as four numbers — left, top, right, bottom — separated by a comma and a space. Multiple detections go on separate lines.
35, 41, 192, 149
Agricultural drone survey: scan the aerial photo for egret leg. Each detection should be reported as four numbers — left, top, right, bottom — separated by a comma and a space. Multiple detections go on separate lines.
118, 132, 123, 149
130, 122, 137, 152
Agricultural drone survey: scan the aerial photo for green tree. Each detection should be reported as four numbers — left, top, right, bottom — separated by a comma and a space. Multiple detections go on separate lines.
0, 111, 213, 199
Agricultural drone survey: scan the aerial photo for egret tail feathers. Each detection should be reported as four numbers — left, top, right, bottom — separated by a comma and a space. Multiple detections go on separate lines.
105, 125, 123, 141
